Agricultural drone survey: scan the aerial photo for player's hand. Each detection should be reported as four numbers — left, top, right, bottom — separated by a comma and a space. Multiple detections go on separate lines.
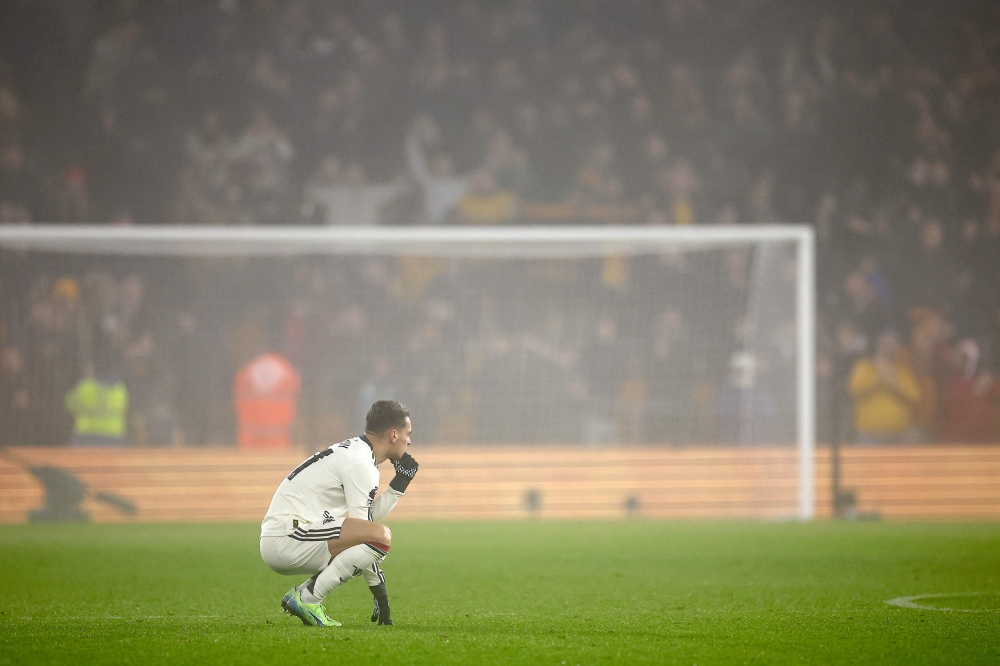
389, 453, 419, 492
371, 591, 392, 625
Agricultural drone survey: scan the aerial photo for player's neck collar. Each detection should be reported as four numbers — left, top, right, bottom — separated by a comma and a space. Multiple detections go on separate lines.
359, 434, 377, 464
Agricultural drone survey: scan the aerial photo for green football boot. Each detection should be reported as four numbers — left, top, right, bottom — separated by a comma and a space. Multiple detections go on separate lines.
281, 587, 342, 627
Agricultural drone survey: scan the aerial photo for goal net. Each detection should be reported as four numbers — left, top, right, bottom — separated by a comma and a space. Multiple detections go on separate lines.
0, 225, 815, 518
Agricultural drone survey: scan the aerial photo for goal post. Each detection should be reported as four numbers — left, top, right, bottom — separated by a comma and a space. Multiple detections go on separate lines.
796, 228, 816, 520
0, 224, 816, 519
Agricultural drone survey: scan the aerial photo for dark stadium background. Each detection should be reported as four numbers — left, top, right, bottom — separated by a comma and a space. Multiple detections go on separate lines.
0, 0, 999, 522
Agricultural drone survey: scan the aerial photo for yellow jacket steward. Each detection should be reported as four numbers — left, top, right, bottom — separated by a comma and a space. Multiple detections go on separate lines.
65, 379, 129, 438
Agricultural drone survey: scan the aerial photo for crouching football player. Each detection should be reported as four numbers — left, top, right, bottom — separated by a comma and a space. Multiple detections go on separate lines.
260, 400, 418, 627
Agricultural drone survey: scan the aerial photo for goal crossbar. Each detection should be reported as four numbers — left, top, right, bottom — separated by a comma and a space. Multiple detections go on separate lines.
0, 224, 811, 257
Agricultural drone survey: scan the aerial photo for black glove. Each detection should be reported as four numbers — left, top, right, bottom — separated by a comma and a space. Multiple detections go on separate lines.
370, 583, 392, 625
389, 452, 419, 493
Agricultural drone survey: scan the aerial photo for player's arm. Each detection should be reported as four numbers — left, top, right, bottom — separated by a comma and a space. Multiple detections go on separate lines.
342, 460, 380, 521
365, 454, 419, 625
370, 488, 403, 522
371, 453, 419, 521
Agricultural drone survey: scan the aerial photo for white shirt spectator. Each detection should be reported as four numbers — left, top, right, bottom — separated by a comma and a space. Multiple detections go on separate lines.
306, 177, 407, 226
406, 127, 472, 224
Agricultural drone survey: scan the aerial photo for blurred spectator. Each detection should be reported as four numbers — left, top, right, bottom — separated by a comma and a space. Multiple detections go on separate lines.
173, 110, 236, 225
229, 112, 295, 225
657, 159, 700, 226
454, 170, 516, 224
357, 356, 396, 433
905, 307, 951, 435
483, 129, 535, 197
64, 360, 129, 447
406, 117, 473, 224
168, 310, 213, 446
711, 352, 781, 445
582, 315, 625, 444
842, 261, 894, 347
616, 355, 646, 444
83, 20, 141, 102
304, 162, 408, 226
0, 346, 32, 446
0, 142, 29, 221
574, 143, 624, 205
848, 330, 922, 444
57, 167, 89, 223
938, 339, 1000, 443
233, 351, 300, 450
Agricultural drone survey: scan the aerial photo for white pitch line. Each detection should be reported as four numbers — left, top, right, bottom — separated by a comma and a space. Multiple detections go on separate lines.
884, 593, 993, 612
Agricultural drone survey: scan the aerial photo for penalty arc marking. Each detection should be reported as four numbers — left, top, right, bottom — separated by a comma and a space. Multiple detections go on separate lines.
884, 592, 992, 612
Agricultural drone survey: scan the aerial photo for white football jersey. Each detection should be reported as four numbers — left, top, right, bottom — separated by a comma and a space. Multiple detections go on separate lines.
261, 436, 382, 539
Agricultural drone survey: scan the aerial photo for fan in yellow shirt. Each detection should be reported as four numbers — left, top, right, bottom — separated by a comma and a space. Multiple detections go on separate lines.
454, 171, 516, 224
848, 330, 923, 444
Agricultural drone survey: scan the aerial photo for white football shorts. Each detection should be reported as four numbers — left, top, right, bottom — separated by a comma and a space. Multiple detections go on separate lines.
259, 515, 346, 575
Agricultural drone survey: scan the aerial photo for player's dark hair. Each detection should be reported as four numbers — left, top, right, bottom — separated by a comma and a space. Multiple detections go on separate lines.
365, 400, 409, 434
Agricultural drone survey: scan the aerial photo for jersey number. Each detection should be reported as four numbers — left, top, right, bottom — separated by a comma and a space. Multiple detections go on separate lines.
286, 448, 334, 480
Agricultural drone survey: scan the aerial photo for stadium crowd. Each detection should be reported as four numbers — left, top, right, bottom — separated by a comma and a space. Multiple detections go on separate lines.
0, 250, 799, 447
2, 0, 1000, 446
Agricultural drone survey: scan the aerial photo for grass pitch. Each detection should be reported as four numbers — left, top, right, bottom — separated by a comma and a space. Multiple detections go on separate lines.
1, 521, 998, 665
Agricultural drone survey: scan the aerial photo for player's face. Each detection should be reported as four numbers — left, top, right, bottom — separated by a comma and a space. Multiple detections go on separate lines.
388, 417, 412, 461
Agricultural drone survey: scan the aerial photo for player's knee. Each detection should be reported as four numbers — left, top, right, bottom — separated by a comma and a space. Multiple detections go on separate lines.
364, 524, 391, 556
366, 523, 391, 550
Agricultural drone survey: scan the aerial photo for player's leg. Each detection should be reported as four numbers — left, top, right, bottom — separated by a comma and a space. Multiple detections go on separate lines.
326, 517, 391, 559
286, 517, 390, 593
260, 535, 344, 627
300, 519, 392, 604
260, 535, 331, 576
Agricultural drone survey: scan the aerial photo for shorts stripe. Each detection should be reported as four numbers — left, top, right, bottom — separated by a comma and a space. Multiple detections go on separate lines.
292, 530, 340, 539
292, 528, 341, 541
295, 526, 341, 535
289, 533, 338, 542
